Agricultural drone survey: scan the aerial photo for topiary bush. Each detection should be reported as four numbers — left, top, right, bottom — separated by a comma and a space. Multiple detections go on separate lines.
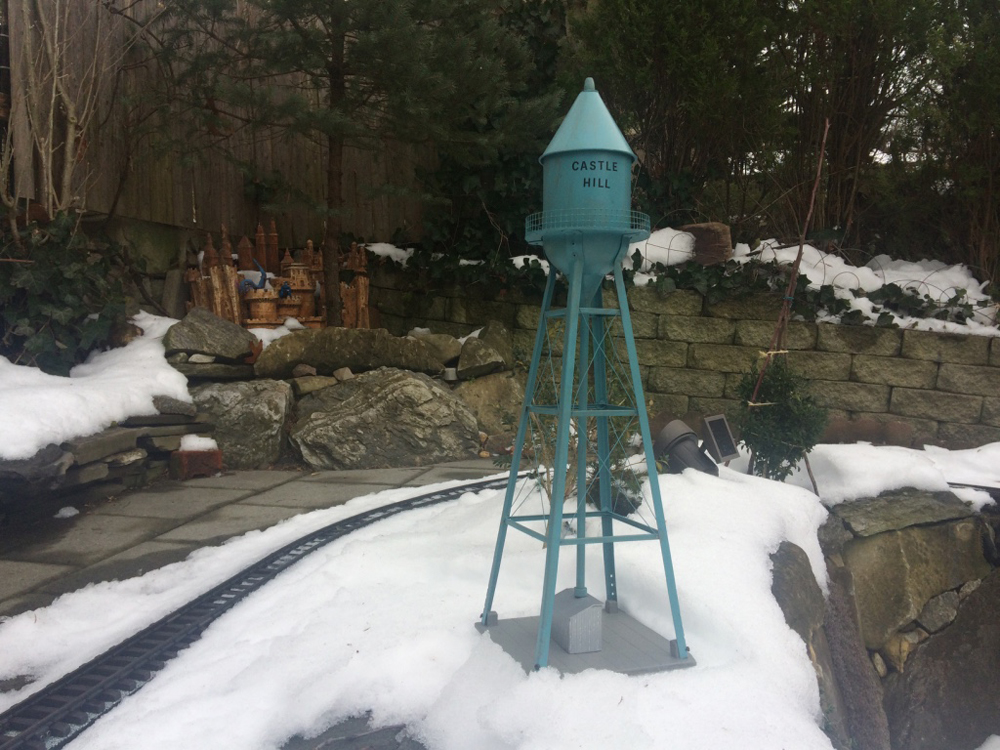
0, 214, 127, 375
731, 357, 828, 482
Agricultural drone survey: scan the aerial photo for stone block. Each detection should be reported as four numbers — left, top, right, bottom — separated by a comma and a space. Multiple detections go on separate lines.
890, 388, 982, 423
63, 428, 140, 466
831, 488, 975, 537
852, 355, 938, 388
786, 351, 853, 381
634, 339, 688, 368
687, 344, 760, 373
807, 381, 891, 412
645, 393, 690, 420
659, 316, 735, 344
901, 329, 990, 364
515, 304, 541, 330
628, 287, 702, 316
936, 423, 1000, 450
648, 367, 726, 397
992, 337, 1000, 367
688, 396, 739, 417
916, 591, 959, 633
735, 320, 817, 349
816, 323, 902, 356
849, 413, 939, 447
704, 292, 782, 320
843, 518, 991, 649
983, 397, 1000, 427
936, 363, 1000, 396
724, 372, 747, 399
608, 310, 658, 339
449, 297, 516, 327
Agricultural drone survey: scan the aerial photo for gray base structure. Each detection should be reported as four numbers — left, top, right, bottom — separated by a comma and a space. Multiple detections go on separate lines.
476, 604, 696, 675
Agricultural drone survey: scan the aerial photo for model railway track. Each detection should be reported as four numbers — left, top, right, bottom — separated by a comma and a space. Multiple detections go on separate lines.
0, 475, 512, 750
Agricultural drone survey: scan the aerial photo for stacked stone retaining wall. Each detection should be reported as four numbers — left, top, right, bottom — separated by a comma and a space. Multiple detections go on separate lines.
370, 268, 1000, 450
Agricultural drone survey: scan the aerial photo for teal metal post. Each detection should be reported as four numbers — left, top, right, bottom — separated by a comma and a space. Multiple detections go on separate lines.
590, 288, 618, 606
574, 303, 591, 599
480, 270, 558, 624
533, 252, 585, 669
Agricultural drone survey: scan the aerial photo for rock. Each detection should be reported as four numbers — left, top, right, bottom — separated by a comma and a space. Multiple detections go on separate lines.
881, 629, 927, 673
163, 306, 258, 362
872, 652, 888, 678
167, 352, 189, 364
883, 570, 1000, 750
453, 371, 525, 437
152, 395, 197, 417
818, 513, 855, 557
409, 332, 463, 365
479, 320, 514, 368
63, 427, 139, 465
831, 488, 975, 537
290, 376, 340, 398
959, 579, 982, 600
188, 353, 216, 364
770, 543, 851, 749
291, 363, 317, 378
290, 368, 479, 470
0, 443, 74, 492
824, 564, 892, 750
843, 518, 991, 649
916, 591, 959, 633
332, 367, 354, 381
456, 337, 505, 380
254, 328, 445, 380
190, 380, 294, 469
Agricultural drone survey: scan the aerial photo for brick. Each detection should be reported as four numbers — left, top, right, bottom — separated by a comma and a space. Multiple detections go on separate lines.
816, 324, 902, 356
852, 356, 938, 388
936, 363, 1000, 396
901, 329, 989, 364
807, 381, 891, 412
648, 367, 726, 397
786, 351, 853, 381
659, 316, 735, 344
936, 423, 1000, 450
980, 397, 1000, 427
705, 292, 782, 320
170, 449, 223, 480
634, 339, 688, 368
890, 388, 983, 423
735, 321, 817, 349
688, 344, 761, 373
628, 287, 703, 316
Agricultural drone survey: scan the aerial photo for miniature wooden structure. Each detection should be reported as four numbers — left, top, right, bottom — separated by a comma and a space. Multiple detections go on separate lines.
183, 222, 370, 331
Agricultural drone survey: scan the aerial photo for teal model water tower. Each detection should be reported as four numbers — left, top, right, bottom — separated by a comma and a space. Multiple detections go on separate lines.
478, 79, 693, 673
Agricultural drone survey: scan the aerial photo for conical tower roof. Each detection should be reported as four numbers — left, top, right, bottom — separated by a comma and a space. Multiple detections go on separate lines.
540, 78, 635, 161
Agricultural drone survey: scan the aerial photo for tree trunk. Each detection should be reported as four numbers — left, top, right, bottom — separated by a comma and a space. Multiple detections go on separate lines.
322, 40, 346, 326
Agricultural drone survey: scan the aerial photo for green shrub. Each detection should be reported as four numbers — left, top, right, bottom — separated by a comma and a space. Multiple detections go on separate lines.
0, 214, 127, 375
731, 358, 827, 482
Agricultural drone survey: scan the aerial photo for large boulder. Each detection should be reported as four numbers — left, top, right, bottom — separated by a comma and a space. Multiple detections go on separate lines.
456, 337, 505, 380
478, 320, 514, 368
770, 542, 851, 750
190, 380, 293, 469
408, 332, 463, 365
163, 307, 258, 362
290, 368, 479, 470
883, 570, 1000, 750
254, 328, 445, 379
832, 489, 992, 649
453, 371, 525, 448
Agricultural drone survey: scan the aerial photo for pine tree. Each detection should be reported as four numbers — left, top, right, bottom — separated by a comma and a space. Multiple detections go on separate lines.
152, 0, 558, 323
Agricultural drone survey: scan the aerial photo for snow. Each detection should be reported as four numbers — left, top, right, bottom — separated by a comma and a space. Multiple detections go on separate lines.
248, 317, 304, 349
54, 506, 80, 519
179, 434, 218, 452
0, 239, 997, 749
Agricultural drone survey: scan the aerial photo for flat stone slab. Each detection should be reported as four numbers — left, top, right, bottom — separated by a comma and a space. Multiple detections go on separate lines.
281, 713, 425, 750
0, 592, 57, 619
300, 467, 430, 486
476, 608, 696, 675
91, 487, 251, 520
179, 470, 302, 491
5, 514, 176, 567
831, 488, 975, 537
403, 467, 504, 486
155, 504, 302, 545
0, 559, 76, 600
36, 541, 197, 596
240, 481, 394, 509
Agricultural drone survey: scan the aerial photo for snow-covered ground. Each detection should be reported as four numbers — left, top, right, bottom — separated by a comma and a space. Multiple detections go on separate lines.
0, 237, 997, 749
